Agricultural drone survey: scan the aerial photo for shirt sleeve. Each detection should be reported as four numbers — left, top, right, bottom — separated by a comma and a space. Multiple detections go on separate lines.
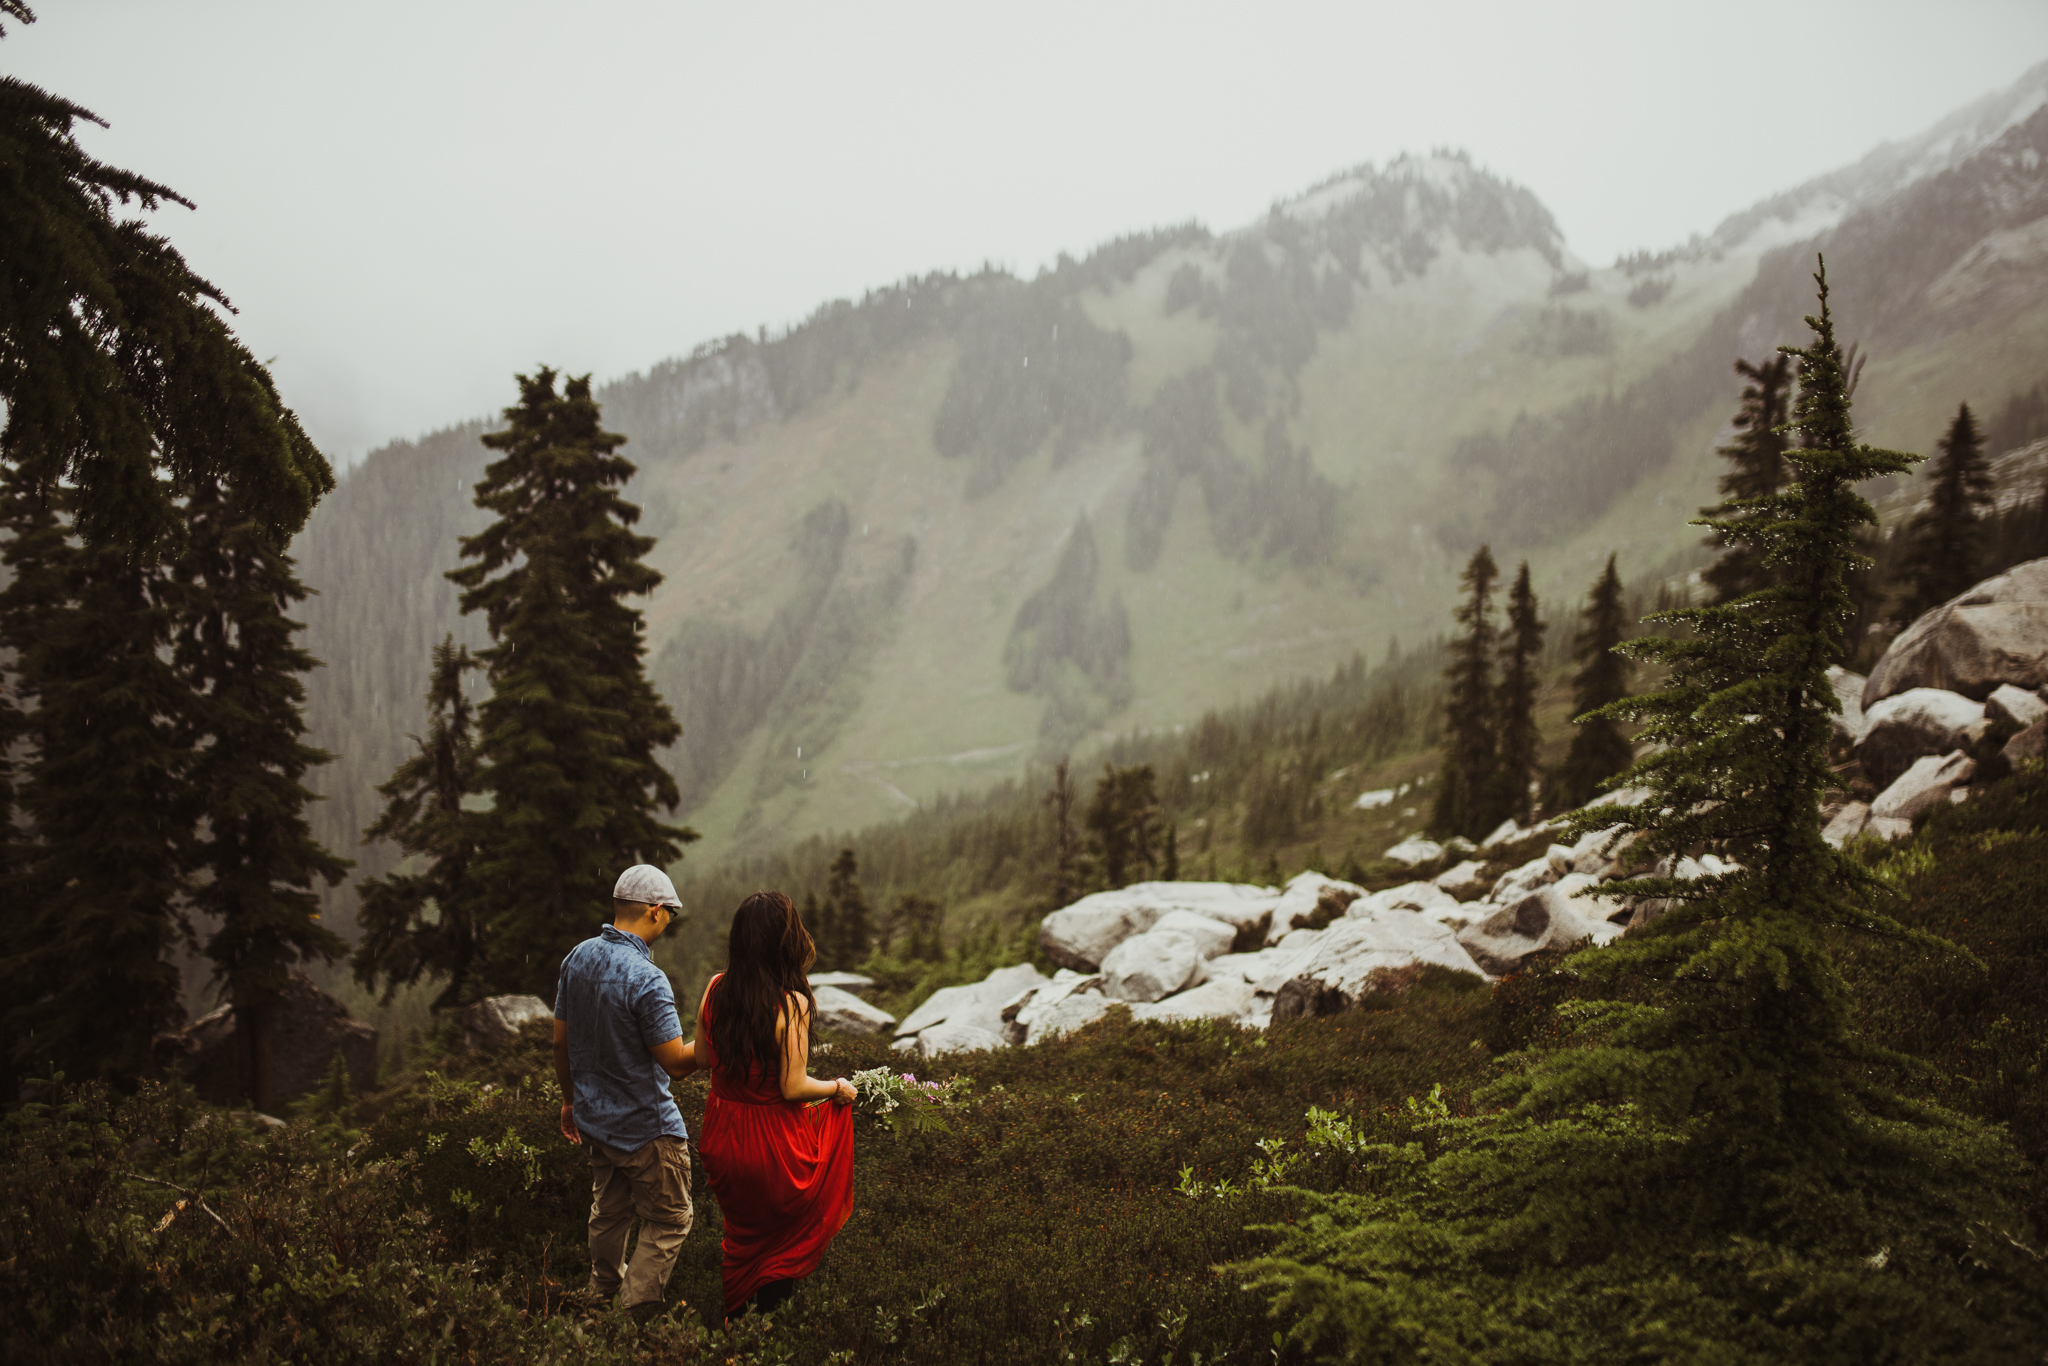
634, 969, 683, 1048
553, 949, 575, 1021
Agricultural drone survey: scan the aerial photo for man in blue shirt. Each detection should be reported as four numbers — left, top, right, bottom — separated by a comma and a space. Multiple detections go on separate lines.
553, 864, 698, 1323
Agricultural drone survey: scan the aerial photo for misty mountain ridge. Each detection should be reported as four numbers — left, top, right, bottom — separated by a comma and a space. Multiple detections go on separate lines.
297, 58, 2048, 929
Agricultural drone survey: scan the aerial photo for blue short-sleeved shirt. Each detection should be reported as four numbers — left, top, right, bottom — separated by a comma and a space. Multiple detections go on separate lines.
553, 925, 688, 1150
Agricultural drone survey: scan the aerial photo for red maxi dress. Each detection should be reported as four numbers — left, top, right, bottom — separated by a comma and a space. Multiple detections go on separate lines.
696, 976, 856, 1316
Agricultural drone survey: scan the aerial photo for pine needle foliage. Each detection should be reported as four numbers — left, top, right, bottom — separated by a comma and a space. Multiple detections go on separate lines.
0, 481, 193, 1084
352, 637, 485, 1010
0, 29, 331, 553
173, 469, 349, 1108
445, 369, 694, 1000
1701, 354, 1794, 603
1233, 261, 2048, 1361
1431, 546, 1499, 839
1490, 562, 1544, 827
1545, 553, 1633, 812
1896, 401, 1993, 622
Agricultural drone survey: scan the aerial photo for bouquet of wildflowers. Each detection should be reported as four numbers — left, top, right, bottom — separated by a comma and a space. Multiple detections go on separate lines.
850, 1067, 971, 1134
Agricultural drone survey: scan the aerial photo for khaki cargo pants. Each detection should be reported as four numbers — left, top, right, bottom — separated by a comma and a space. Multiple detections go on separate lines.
585, 1133, 694, 1309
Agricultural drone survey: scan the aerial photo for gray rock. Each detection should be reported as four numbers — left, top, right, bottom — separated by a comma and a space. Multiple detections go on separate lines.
1868, 815, 1916, 842
1457, 875, 1624, 975
160, 969, 378, 1108
807, 971, 877, 994
894, 963, 1046, 1038
1383, 834, 1445, 867
1151, 910, 1237, 959
1827, 666, 1868, 755
462, 994, 553, 1053
1986, 683, 2047, 731
1479, 819, 1523, 850
1264, 871, 1367, 941
1003, 972, 1099, 1044
1864, 558, 2048, 706
1486, 854, 1559, 906
1870, 751, 1977, 823
812, 984, 896, 1037
1434, 859, 1490, 899
1855, 688, 1987, 788
1351, 880, 1459, 917
915, 1022, 1003, 1057
1136, 975, 1258, 1024
1038, 882, 1280, 970
1100, 931, 1203, 1003
2005, 717, 2048, 764
1023, 992, 1113, 1045
1822, 801, 1871, 848
1270, 912, 1488, 1021
1565, 824, 1635, 878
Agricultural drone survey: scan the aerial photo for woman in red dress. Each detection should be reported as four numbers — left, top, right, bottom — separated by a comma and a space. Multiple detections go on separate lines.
693, 890, 856, 1320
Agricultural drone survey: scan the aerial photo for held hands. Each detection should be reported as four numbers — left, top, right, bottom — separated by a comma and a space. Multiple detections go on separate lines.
560, 1102, 581, 1144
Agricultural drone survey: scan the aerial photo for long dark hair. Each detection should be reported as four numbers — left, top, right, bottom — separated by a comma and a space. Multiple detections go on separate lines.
708, 890, 817, 1082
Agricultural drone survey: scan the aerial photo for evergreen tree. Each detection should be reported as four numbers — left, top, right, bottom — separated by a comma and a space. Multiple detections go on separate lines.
1240, 259, 2045, 1358
0, 479, 194, 1083
1490, 562, 1544, 827
445, 369, 695, 1000
1160, 824, 1180, 882
1083, 763, 1160, 888
1545, 553, 1634, 811
1044, 757, 1080, 908
824, 847, 871, 968
1896, 402, 1993, 621
173, 469, 349, 1109
1701, 354, 1794, 603
351, 638, 484, 1010
800, 889, 832, 967
0, 12, 332, 553
1430, 546, 1498, 839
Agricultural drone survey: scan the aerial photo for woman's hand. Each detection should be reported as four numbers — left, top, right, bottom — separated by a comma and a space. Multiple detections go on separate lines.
833, 1077, 855, 1106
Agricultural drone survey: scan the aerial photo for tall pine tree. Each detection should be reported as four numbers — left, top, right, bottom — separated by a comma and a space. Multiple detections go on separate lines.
174, 467, 349, 1109
1545, 553, 1633, 811
0, 9, 332, 553
1896, 402, 1992, 621
0, 478, 194, 1083
1239, 259, 2044, 1360
352, 637, 483, 1009
823, 847, 872, 969
1431, 546, 1498, 839
445, 369, 694, 1000
1490, 562, 1545, 827
1701, 354, 1793, 604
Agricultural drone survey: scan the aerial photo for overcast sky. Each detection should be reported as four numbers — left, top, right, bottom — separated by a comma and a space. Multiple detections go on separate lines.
10, 1, 2048, 467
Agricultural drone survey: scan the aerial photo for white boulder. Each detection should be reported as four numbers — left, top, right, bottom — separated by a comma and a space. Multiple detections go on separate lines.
1039, 882, 1278, 970
1351, 880, 1460, 917
1868, 815, 1916, 842
1269, 913, 1487, 1021
462, 994, 552, 1053
1863, 558, 2048, 706
1855, 688, 1987, 788
1434, 859, 1490, 899
914, 1021, 1004, 1057
1487, 854, 1559, 906
1986, 683, 2046, 731
807, 971, 876, 993
1265, 872, 1366, 941
1457, 875, 1624, 975
1826, 666, 1868, 753
1354, 788, 1395, 810
812, 984, 896, 1036
1151, 909, 1239, 959
1479, 819, 1523, 850
1003, 971, 1100, 1045
1136, 975, 1258, 1024
893, 963, 1046, 1039
1383, 834, 1445, 867
1100, 931, 1203, 1003
1870, 751, 1976, 824
1822, 801, 1871, 848
1023, 991, 1113, 1045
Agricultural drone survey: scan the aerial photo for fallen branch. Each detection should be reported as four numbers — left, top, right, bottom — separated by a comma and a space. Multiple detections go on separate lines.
120, 1171, 232, 1235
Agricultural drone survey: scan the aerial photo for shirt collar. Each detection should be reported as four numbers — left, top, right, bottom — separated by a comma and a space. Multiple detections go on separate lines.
599, 923, 652, 959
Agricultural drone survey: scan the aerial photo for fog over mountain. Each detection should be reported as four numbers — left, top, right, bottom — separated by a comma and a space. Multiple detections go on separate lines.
289, 57, 2048, 939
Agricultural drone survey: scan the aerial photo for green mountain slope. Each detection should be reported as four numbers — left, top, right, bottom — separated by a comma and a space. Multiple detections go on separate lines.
296, 63, 2048, 933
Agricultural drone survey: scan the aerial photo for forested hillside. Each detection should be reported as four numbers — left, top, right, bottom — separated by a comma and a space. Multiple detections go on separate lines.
294, 62, 2048, 947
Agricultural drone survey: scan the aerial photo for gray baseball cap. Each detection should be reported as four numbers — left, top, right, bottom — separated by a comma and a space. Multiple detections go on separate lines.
613, 864, 682, 910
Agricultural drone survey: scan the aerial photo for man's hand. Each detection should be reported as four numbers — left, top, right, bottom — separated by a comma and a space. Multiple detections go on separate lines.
560, 1102, 580, 1144
650, 1035, 695, 1080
